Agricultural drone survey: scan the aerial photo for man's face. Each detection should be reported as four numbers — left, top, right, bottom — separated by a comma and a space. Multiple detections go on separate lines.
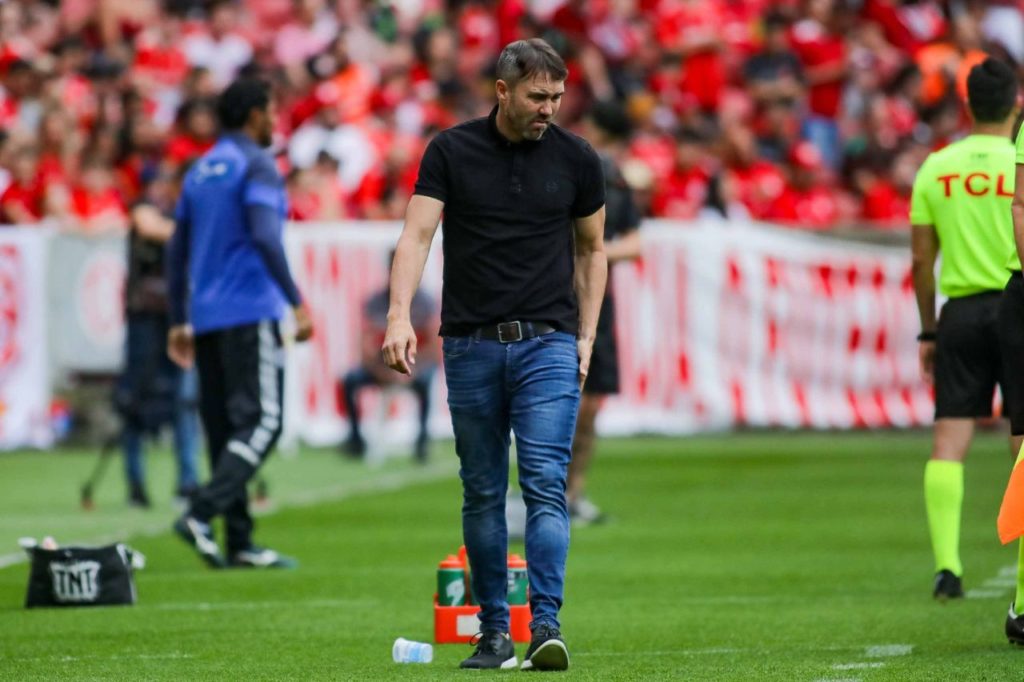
497, 72, 565, 141
252, 101, 276, 147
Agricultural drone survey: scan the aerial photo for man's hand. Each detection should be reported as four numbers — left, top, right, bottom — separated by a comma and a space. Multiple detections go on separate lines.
382, 318, 417, 376
293, 304, 314, 342
167, 324, 195, 369
577, 336, 594, 391
919, 340, 936, 385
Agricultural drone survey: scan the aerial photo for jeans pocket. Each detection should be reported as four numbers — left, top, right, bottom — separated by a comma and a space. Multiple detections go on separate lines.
536, 331, 577, 348
442, 335, 474, 358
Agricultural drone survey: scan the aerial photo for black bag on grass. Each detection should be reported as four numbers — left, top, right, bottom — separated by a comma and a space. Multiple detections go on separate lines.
24, 542, 139, 608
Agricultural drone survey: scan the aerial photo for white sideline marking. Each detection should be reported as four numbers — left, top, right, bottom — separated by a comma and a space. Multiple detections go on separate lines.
967, 589, 1006, 600
967, 564, 1017, 601
0, 460, 459, 571
152, 598, 377, 611
864, 644, 912, 658
812, 678, 861, 682
833, 662, 885, 670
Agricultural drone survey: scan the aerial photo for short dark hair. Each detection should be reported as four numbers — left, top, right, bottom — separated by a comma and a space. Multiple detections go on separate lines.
216, 78, 271, 130
966, 58, 1018, 123
495, 39, 568, 88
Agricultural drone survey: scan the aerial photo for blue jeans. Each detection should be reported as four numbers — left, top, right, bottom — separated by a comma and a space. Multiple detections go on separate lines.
444, 331, 580, 632
123, 368, 200, 492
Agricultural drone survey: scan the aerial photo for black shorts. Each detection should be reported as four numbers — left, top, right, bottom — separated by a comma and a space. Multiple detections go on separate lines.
584, 295, 620, 395
935, 290, 1006, 422
999, 274, 1024, 435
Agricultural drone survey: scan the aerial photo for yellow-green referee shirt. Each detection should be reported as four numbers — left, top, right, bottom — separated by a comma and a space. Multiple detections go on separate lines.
909, 133, 1019, 296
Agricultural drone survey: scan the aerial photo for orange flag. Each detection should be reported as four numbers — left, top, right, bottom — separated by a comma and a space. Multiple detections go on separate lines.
998, 459, 1024, 544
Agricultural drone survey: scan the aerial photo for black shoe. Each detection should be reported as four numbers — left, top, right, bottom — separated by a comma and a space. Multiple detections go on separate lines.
173, 515, 226, 568
128, 482, 151, 509
228, 545, 298, 569
521, 624, 569, 671
459, 630, 517, 670
933, 569, 964, 600
414, 436, 429, 463
1007, 603, 1024, 645
341, 434, 366, 459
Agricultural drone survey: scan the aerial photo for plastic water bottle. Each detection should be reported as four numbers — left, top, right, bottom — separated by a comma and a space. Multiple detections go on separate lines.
392, 638, 433, 664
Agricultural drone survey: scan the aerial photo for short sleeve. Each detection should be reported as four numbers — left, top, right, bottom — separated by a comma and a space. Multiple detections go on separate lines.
572, 142, 606, 218
1016, 124, 1024, 165
244, 152, 286, 211
413, 136, 449, 203
909, 157, 933, 226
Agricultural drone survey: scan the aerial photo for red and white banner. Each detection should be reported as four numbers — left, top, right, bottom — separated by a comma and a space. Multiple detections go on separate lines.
283, 220, 928, 445
0, 230, 51, 448
604, 221, 927, 434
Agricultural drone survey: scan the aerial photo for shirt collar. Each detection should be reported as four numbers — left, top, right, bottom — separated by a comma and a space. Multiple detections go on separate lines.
487, 105, 543, 148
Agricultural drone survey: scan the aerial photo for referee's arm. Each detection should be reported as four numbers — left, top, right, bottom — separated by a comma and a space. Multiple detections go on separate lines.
1012, 164, 1024, 269
911, 223, 939, 384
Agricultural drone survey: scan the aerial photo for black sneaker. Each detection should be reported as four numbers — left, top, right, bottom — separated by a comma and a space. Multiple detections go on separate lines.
521, 624, 569, 671
128, 482, 151, 509
414, 435, 429, 464
341, 434, 366, 459
1007, 603, 1024, 645
933, 569, 964, 600
228, 545, 298, 569
460, 630, 517, 670
173, 515, 226, 568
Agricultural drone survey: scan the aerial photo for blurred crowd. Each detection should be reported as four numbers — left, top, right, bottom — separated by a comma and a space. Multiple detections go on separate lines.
0, 0, 1019, 231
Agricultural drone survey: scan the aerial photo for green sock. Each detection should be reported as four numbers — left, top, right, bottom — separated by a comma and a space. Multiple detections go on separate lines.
1016, 541, 1024, 613
924, 459, 964, 576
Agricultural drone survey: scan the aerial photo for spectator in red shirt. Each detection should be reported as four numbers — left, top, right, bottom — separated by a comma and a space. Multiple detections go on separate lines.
70, 155, 129, 233
0, 144, 45, 224
743, 11, 805, 108
723, 120, 787, 220
766, 141, 842, 229
650, 127, 711, 220
165, 98, 217, 167
789, 0, 848, 170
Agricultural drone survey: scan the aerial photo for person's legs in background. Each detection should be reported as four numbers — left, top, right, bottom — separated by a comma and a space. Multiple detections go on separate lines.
567, 393, 604, 524
172, 367, 201, 504
340, 366, 378, 458
410, 366, 435, 462
121, 423, 149, 507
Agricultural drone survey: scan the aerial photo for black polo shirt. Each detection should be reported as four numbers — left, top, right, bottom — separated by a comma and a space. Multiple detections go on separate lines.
414, 106, 605, 336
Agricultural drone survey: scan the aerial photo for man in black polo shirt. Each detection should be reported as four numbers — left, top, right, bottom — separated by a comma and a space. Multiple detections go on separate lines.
382, 38, 606, 672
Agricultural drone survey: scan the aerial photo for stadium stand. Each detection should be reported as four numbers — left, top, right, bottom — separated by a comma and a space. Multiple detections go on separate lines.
0, 0, 1017, 229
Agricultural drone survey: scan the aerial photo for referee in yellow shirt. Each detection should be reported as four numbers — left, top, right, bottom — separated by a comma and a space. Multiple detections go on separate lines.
910, 57, 1021, 601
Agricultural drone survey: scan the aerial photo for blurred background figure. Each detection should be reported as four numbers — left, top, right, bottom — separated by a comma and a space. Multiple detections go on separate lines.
115, 164, 199, 507
569, 101, 641, 526
340, 252, 436, 463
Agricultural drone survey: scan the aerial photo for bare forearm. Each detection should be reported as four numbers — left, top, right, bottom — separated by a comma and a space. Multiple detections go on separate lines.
604, 231, 641, 263
575, 251, 608, 341
387, 230, 432, 324
911, 263, 936, 332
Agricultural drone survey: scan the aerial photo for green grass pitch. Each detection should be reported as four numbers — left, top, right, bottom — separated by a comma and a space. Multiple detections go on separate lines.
0, 430, 1022, 680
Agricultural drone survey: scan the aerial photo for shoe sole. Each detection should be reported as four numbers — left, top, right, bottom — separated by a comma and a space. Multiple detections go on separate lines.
459, 656, 518, 670
173, 519, 225, 568
522, 640, 569, 671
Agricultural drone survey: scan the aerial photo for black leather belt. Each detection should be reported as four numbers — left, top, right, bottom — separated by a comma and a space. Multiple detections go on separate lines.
474, 321, 556, 343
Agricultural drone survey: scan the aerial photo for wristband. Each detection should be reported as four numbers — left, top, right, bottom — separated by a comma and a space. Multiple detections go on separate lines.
917, 331, 937, 342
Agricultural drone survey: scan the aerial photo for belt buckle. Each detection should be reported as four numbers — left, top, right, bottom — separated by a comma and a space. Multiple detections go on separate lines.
497, 321, 523, 343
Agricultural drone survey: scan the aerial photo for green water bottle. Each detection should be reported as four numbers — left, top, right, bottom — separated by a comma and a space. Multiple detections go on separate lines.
437, 555, 466, 606
507, 553, 528, 605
